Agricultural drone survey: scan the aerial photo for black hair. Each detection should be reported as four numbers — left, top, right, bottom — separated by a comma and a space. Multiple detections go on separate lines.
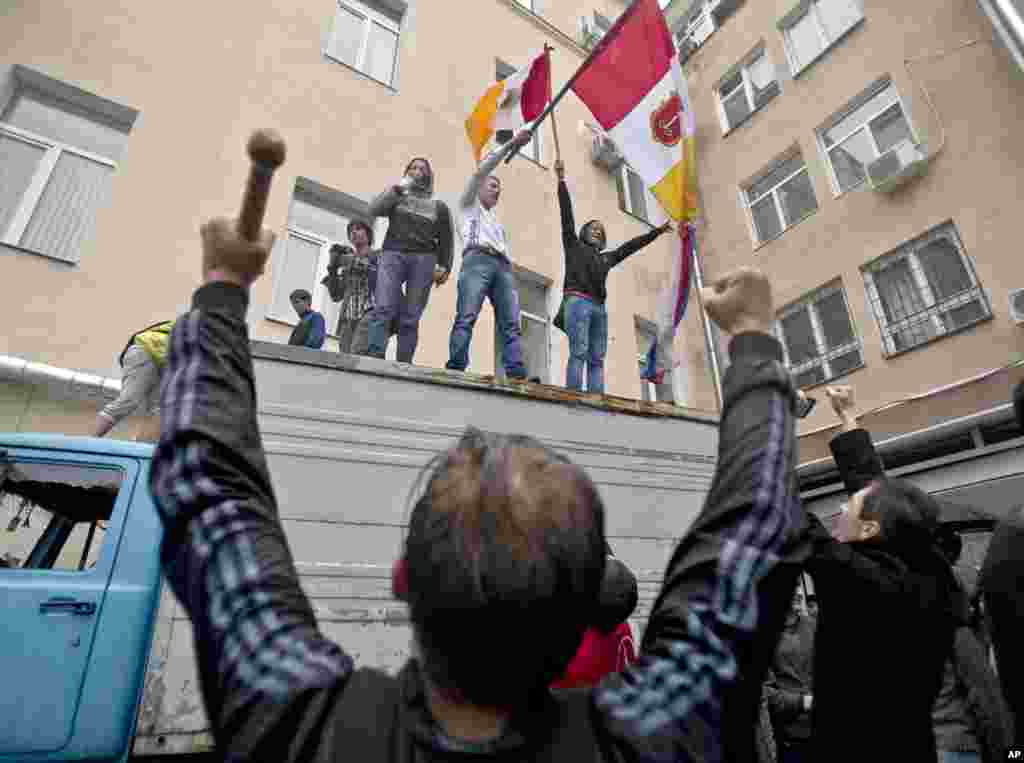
592, 556, 638, 632
346, 219, 374, 247
579, 220, 603, 245
861, 478, 943, 550
404, 428, 606, 708
289, 289, 312, 301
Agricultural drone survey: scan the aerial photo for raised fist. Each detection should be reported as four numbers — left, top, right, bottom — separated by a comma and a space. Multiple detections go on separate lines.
701, 267, 773, 336
201, 217, 276, 288
826, 385, 856, 419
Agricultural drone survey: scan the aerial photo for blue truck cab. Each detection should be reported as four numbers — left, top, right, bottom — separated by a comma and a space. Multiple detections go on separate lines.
0, 434, 163, 762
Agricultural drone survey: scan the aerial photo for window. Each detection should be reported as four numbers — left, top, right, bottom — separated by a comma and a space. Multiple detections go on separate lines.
743, 153, 818, 244
617, 165, 667, 226
716, 47, 780, 132
862, 222, 991, 356
635, 318, 674, 403
495, 59, 543, 164
326, 0, 402, 87
818, 80, 915, 194
0, 460, 121, 571
678, 1, 716, 49
269, 181, 366, 337
496, 270, 550, 382
775, 282, 863, 389
781, 0, 864, 74
0, 68, 135, 263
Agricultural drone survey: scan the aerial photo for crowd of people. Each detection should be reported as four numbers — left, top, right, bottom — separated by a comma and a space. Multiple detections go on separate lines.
141, 196, 1022, 762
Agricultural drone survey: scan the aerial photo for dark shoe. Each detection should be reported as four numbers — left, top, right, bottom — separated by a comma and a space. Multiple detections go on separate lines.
528, 376, 541, 384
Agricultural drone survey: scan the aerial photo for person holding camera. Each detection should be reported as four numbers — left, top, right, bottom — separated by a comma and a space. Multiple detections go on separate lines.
322, 219, 388, 356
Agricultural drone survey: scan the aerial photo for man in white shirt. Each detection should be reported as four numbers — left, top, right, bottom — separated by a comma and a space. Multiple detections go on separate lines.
445, 130, 532, 380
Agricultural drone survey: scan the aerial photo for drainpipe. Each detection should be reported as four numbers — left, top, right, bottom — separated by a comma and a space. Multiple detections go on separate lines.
977, 0, 1024, 72
0, 355, 121, 400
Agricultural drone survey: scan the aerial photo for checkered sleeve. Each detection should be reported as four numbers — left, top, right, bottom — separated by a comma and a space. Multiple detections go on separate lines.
150, 283, 354, 762
594, 332, 805, 763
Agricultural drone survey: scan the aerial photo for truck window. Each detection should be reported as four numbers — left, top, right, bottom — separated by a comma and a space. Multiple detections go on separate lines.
0, 460, 123, 571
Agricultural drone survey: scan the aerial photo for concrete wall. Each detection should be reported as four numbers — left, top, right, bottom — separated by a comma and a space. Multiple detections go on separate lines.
0, 0, 718, 413
681, 0, 1024, 455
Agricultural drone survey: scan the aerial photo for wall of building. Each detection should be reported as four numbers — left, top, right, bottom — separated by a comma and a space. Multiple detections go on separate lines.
681, 0, 1024, 455
0, 0, 718, 421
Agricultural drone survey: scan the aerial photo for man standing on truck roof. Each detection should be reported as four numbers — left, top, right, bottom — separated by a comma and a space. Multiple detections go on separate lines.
92, 320, 175, 438
150, 211, 808, 761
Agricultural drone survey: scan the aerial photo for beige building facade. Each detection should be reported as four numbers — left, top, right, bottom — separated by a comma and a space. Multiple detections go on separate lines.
0, 0, 720, 438
669, 0, 1024, 491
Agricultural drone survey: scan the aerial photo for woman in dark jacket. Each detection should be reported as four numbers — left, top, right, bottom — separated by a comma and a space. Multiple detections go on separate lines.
366, 157, 454, 364
803, 386, 967, 762
553, 159, 670, 394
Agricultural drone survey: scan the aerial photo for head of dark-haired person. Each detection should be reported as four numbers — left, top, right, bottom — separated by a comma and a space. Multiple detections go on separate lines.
579, 220, 606, 251
346, 219, 374, 250
835, 478, 942, 549
403, 428, 607, 709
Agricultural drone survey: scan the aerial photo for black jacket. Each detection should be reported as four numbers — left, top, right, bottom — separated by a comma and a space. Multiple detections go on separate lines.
934, 623, 1015, 761
979, 510, 1024, 746
764, 613, 815, 742
557, 180, 661, 305
151, 285, 809, 763
805, 428, 964, 762
368, 187, 454, 272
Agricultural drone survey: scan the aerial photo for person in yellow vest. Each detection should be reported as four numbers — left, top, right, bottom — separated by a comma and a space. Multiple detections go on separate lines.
92, 320, 175, 438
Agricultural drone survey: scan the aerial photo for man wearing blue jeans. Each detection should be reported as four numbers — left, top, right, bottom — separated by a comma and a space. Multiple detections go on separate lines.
554, 159, 670, 393
446, 131, 532, 380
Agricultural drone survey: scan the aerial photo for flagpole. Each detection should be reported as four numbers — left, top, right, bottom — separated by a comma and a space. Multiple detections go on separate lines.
544, 45, 562, 161
688, 230, 724, 411
505, 0, 646, 164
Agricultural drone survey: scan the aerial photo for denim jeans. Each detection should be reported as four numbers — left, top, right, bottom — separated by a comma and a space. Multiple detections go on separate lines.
564, 294, 608, 393
446, 251, 526, 378
367, 251, 436, 363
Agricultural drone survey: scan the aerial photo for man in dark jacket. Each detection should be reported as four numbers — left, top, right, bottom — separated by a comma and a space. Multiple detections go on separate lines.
763, 585, 816, 763
152, 213, 808, 763
977, 379, 1024, 746
554, 159, 670, 393
805, 385, 967, 762
287, 289, 325, 349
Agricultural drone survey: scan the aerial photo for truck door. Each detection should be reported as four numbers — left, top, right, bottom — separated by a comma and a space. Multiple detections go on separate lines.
0, 448, 138, 757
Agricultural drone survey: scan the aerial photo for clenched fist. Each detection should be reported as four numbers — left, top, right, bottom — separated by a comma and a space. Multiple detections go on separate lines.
701, 267, 773, 336
201, 217, 276, 288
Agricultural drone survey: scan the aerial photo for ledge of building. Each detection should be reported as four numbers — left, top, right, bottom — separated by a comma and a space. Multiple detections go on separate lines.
251, 341, 719, 425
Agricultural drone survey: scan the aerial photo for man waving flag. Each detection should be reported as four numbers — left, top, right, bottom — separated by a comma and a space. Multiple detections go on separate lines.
465, 49, 551, 162
569, 0, 699, 384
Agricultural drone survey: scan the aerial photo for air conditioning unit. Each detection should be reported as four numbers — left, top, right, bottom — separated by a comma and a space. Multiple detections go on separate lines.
578, 14, 603, 49
1009, 288, 1024, 324
590, 133, 623, 171
865, 139, 931, 193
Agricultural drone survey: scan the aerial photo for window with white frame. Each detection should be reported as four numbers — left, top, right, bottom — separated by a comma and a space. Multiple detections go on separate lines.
617, 165, 667, 226
326, 0, 402, 87
862, 222, 991, 356
496, 270, 550, 382
678, 1, 716, 49
716, 47, 780, 132
818, 79, 916, 194
781, 0, 864, 75
775, 282, 863, 389
743, 153, 818, 244
635, 318, 674, 403
495, 59, 543, 164
269, 181, 366, 337
0, 68, 135, 263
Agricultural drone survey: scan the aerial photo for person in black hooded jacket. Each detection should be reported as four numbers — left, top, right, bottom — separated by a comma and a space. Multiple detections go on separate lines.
554, 159, 670, 394
803, 385, 967, 763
